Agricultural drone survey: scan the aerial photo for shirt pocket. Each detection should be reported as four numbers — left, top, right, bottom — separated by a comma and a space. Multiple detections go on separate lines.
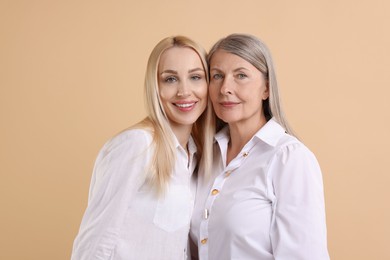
153, 185, 192, 232
94, 228, 120, 260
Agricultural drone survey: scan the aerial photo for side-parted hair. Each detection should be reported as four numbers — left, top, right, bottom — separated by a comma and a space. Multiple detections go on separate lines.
208, 33, 295, 136
134, 36, 215, 194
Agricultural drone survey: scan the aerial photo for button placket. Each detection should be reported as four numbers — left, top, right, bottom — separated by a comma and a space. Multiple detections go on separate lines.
198, 137, 256, 258
198, 165, 238, 260
198, 135, 258, 258
204, 209, 209, 219
225, 170, 232, 178
198, 168, 232, 258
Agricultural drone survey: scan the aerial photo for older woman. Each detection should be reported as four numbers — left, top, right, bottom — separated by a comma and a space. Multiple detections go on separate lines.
190, 33, 330, 260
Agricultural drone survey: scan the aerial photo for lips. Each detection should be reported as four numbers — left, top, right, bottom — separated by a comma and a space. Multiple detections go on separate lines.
173, 101, 197, 111
220, 101, 240, 108
174, 102, 196, 108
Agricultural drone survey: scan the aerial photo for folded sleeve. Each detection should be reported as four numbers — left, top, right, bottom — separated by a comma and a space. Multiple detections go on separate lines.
71, 129, 152, 260
268, 142, 330, 260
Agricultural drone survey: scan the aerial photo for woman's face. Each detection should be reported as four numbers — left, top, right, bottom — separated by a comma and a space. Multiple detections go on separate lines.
158, 47, 208, 130
209, 50, 269, 127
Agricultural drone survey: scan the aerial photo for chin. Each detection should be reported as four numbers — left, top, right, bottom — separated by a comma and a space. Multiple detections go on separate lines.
175, 117, 199, 126
219, 117, 241, 124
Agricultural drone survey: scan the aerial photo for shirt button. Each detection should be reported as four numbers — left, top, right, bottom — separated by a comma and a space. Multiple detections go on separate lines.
204, 209, 209, 219
201, 238, 208, 244
225, 170, 232, 177
211, 189, 219, 195
243, 152, 249, 157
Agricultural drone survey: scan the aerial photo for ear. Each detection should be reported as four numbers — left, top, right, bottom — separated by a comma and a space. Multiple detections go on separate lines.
262, 81, 270, 100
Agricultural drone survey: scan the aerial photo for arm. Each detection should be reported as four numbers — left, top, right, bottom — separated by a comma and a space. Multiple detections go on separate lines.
268, 143, 330, 260
71, 130, 152, 260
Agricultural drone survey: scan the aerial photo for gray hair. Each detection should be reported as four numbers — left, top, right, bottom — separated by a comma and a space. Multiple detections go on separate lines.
208, 33, 295, 136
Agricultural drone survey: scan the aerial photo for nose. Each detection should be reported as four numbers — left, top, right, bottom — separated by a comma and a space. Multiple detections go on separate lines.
177, 80, 191, 97
220, 77, 232, 95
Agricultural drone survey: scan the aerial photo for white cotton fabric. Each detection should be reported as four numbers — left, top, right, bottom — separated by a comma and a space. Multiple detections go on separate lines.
72, 129, 197, 260
190, 118, 330, 260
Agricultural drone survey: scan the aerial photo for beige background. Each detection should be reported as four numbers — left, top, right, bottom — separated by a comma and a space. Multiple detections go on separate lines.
1, 0, 389, 259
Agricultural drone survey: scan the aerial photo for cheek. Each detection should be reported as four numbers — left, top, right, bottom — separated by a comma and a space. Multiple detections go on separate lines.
248, 89, 265, 110
208, 83, 219, 101
196, 82, 208, 100
158, 86, 175, 101
252, 82, 268, 101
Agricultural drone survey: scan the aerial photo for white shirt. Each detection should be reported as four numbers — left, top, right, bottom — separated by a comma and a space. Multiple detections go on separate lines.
190, 119, 330, 260
72, 129, 197, 260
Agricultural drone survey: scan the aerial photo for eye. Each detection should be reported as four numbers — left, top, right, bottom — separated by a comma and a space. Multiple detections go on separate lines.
164, 76, 177, 83
237, 73, 247, 79
212, 73, 223, 80
191, 74, 202, 81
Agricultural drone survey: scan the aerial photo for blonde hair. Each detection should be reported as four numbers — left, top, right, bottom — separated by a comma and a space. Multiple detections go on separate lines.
134, 36, 214, 193
208, 33, 295, 136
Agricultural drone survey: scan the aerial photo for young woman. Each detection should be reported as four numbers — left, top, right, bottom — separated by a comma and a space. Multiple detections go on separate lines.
190, 34, 330, 259
71, 36, 214, 260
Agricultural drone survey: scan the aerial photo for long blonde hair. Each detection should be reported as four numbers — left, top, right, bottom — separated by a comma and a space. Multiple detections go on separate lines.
208, 33, 295, 136
134, 36, 214, 193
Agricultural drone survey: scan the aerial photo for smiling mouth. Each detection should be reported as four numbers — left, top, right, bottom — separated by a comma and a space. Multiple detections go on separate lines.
174, 102, 196, 108
220, 101, 239, 107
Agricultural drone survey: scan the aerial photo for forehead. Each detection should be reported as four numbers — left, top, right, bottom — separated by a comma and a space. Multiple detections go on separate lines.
210, 50, 258, 72
158, 47, 203, 70
210, 50, 244, 66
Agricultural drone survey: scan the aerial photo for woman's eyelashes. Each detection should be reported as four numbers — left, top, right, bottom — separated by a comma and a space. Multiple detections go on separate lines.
163, 75, 178, 83
211, 73, 223, 80
190, 74, 202, 81
237, 73, 248, 79
163, 74, 203, 83
211, 72, 248, 80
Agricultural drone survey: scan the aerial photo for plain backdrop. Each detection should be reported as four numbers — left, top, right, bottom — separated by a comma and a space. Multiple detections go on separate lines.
1, 0, 389, 259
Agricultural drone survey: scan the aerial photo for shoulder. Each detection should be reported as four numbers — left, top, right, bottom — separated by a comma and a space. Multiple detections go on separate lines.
273, 134, 318, 164
266, 135, 323, 195
95, 128, 153, 166
103, 128, 152, 153
109, 128, 152, 145
89, 128, 154, 196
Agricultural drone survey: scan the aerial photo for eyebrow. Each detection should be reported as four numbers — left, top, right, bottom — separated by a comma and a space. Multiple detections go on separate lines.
233, 67, 250, 72
188, 68, 204, 73
210, 67, 249, 72
160, 67, 204, 75
160, 69, 177, 75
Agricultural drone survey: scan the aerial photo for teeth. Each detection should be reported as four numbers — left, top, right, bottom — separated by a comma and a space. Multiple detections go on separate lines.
176, 103, 194, 108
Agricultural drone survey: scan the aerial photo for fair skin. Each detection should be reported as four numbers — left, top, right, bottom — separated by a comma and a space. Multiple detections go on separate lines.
158, 46, 208, 149
209, 50, 269, 165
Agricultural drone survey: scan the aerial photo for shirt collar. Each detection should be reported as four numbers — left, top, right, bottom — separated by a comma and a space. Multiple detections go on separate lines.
215, 118, 286, 147
173, 134, 197, 155
254, 118, 286, 146
187, 135, 197, 156
215, 126, 230, 144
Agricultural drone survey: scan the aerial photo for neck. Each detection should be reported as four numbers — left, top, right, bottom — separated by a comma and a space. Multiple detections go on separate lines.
226, 115, 267, 164
170, 124, 192, 150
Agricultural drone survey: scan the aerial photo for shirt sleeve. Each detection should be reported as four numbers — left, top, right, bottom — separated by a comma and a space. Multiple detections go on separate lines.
268, 142, 330, 260
71, 130, 152, 260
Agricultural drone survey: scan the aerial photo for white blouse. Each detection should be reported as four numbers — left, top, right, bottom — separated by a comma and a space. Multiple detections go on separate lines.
190, 119, 330, 260
72, 129, 197, 260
